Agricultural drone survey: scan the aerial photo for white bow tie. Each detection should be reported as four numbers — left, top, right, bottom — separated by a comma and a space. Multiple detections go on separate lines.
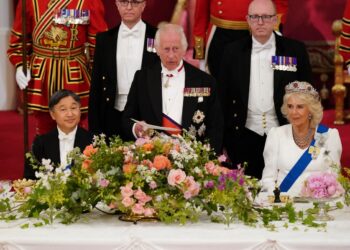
121, 27, 139, 38
58, 133, 74, 141
252, 43, 272, 53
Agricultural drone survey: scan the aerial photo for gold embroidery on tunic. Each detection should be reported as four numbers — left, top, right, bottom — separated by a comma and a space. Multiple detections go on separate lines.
43, 26, 68, 47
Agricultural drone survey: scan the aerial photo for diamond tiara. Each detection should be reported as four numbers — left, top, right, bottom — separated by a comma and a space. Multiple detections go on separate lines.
285, 81, 319, 99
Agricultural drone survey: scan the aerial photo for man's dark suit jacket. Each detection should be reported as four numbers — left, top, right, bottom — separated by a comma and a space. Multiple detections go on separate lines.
218, 33, 312, 172
122, 61, 224, 154
24, 127, 93, 180
88, 22, 159, 138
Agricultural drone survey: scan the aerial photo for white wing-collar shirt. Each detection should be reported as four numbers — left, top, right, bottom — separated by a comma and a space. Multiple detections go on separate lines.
115, 20, 146, 111
246, 33, 279, 136
58, 126, 77, 167
161, 60, 185, 125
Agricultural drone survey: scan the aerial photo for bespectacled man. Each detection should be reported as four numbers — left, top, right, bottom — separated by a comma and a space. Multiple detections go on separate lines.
88, 0, 159, 141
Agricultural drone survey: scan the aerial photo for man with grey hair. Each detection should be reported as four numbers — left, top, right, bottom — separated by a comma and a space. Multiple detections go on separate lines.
122, 23, 223, 153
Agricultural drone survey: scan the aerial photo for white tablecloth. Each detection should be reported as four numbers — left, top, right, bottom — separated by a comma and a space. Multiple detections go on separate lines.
1, 206, 350, 250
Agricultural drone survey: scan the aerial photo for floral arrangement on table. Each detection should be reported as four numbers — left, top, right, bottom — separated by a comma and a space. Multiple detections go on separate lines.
300, 172, 345, 199
95, 132, 260, 224
1, 131, 349, 229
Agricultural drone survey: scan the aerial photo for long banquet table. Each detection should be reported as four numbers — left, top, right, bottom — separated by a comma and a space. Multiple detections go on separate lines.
1, 206, 350, 250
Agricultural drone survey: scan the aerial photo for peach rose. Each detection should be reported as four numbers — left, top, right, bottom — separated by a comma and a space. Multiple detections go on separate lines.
82, 159, 93, 171
123, 163, 136, 174
143, 143, 154, 151
83, 145, 98, 157
153, 155, 171, 170
167, 169, 186, 186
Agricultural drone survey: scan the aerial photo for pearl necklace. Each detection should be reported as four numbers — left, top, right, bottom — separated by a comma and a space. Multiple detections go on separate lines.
292, 127, 313, 149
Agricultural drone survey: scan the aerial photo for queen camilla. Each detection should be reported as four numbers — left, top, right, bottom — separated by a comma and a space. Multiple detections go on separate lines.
261, 81, 343, 197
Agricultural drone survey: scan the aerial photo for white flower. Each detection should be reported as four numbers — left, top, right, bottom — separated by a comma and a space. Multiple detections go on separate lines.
145, 176, 153, 183
155, 195, 163, 202
41, 158, 51, 167
192, 110, 205, 124
188, 125, 197, 137
194, 167, 201, 174
197, 124, 206, 136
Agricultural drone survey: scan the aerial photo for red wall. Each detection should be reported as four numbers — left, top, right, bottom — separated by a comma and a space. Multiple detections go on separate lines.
284, 0, 346, 42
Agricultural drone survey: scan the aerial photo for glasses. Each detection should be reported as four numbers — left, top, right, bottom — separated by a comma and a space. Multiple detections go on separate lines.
117, 0, 145, 7
248, 14, 276, 23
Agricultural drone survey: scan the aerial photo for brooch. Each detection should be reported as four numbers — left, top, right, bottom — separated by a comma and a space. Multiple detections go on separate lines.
192, 110, 205, 124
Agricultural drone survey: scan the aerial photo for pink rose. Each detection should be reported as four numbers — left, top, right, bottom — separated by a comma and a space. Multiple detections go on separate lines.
134, 187, 152, 204
109, 202, 118, 209
183, 176, 200, 199
205, 161, 216, 174
144, 207, 155, 217
132, 203, 145, 215
120, 182, 134, 198
99, 179, 110, 188
149, 181, 157, 189
167, 169, 186, 186
327, 185, 336, 196
218, 154, 227, 162
122, 197, 135, 207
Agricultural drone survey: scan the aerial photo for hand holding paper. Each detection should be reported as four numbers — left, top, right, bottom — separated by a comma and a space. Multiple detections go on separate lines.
131, 118, 180, 138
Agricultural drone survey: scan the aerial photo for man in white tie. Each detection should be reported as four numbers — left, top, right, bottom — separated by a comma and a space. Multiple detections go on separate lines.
122, 24, 223, 154
25, 90, 93, 180
88, 0, 159, 141
218, 0, 312, 178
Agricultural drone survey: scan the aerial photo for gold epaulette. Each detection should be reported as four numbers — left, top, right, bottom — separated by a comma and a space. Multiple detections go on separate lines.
194, 36, 205, 60
274, 13, 282, 31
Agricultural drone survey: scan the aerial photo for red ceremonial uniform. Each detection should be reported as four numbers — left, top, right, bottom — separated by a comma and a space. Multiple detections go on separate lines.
8, 0, 107, 114
340, 0, 350, 66
193, 0, 288, 60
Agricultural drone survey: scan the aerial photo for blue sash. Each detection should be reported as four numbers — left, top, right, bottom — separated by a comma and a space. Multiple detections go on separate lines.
279, 124, 329, 192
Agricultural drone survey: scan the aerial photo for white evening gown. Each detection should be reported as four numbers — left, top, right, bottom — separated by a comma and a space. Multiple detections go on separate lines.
261, 124, 342, 197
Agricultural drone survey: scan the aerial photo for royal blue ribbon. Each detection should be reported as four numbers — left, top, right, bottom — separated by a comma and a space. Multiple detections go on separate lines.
279, 124, 329, 192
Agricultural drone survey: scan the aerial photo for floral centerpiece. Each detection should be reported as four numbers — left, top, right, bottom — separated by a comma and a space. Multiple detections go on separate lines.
300, 172, 345, 221
300, 172, 345, 199
101, 132, 247, 224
